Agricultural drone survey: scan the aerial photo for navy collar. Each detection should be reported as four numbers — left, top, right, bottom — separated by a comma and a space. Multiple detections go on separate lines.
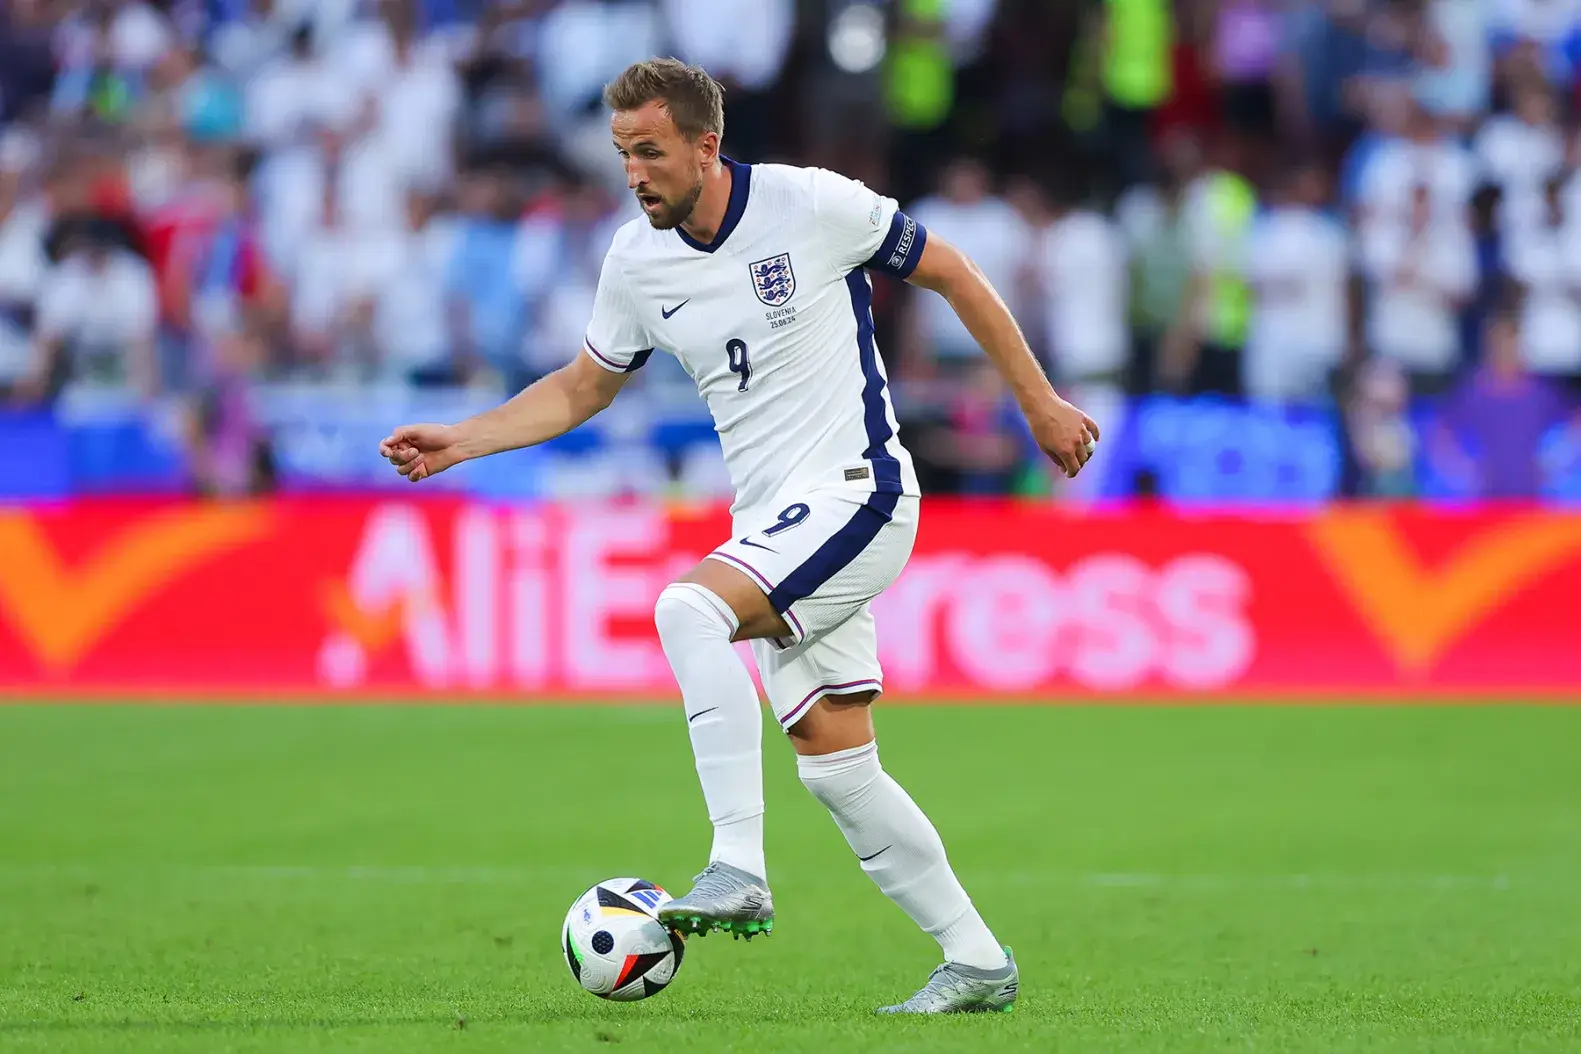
677, 156, 751, 253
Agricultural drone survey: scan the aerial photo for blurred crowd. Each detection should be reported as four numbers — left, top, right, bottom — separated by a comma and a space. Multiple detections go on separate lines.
1, 0, 1579, 500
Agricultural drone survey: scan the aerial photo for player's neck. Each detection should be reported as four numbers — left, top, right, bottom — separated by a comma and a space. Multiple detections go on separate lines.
679, 158, 735, 246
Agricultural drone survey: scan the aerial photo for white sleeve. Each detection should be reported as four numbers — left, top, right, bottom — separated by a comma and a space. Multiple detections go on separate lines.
1503, 229, 1542, 284
1359, 224, 1400, 281
582, 246, 654, 373
810, 168, 928, 278
1432, 228, 1477, 299
34, 267, 77, 342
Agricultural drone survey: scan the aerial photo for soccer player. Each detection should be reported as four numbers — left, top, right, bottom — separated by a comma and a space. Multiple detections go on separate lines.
379, 59, 1099, 1014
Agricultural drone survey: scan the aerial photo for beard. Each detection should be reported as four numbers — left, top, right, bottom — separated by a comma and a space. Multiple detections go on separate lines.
640, 179, 703, 231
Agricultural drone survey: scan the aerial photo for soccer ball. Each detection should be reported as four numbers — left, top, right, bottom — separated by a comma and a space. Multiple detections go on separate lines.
561, 878, 685, 1001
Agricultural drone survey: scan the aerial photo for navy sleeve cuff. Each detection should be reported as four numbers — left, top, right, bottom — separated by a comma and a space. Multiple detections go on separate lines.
863, 212, 928, 280
585, 339, 654, 373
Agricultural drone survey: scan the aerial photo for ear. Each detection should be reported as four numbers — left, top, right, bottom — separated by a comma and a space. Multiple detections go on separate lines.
697, 131, 720, 167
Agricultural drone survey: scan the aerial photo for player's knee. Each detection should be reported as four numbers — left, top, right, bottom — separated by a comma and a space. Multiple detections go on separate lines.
654, 582, 738, 650
787, 695, 878, 756
796, 739, 881, 805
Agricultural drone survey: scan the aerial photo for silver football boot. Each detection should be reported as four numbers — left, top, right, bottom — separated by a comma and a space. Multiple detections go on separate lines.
657, 861, 775, 939
876, 947, 1019, 1014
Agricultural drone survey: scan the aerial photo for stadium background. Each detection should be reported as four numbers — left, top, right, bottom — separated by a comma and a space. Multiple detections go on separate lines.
0, 0, 1574, 698
2, 4, 1579, 1051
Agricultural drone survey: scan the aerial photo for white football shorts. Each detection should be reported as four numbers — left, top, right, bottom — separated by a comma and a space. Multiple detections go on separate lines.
708, 486, 919, 730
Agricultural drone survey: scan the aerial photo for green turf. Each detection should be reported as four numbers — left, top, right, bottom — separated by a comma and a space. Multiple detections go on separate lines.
1, 704, 1578, 1053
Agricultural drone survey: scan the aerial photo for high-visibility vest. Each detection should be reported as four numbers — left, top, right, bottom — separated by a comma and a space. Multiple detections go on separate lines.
886, 0, 953, 130
1202, 171, 1257, 347
1102, 0, 1173, 109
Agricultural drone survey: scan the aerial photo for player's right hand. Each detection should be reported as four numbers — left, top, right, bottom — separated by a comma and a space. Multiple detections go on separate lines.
1029, 397, 1100, 479
379, 423, 465, 483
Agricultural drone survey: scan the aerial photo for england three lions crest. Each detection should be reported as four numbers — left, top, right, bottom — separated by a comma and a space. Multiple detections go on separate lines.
749, 253, 796, 307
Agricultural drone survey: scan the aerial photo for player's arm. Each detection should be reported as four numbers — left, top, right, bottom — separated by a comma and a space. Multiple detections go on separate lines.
384, 243, 654, 483
380, 354, 629, 483
905, 234, 1099, 478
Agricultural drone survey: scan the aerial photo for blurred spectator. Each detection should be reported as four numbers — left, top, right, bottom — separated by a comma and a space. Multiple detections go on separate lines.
210, 0, 295, 84
375, 187, 460, 386
1430, 310, 1577, 497
1035, 170, 1129, 392
1243, 161, 1351, 404
1360, 182, 1476, 394
289, 175, 388, 375
23, 217, 158, 403
0, 0, 1578, 504
52, 0, 176, 123
247, 26, 368, 275
1209, 0, 1282, 142
1344, 356, 1418, 498
658, 0, 794, 163
446, 158, 528, 388
1463, 180, 1510, 357
0, 0, 60, 125
1488, 0, 1581, 88
359, 0, 464, 196
1098, 0, 1174, 193
1159, 132, 1257, 396
1354, 95, 1477, 229
885, 0, 959, 207
0, 134, 48, 398
518, 171, 622, 378
905, 157, 1032, 371
1503, 173, 1581, 380
1282, 0, 1373, 161
1116, 128, 1200, 395
1473, 77, 1563, 231
182, 326, 276, 497
1416, 0, 1494, 130
143, 144, 278, 389
908, 358, 1035, 496
41, 137, 142, 264
534, 0, 663, 129
1354, 0, 1430, 99
245, 22, 351, 154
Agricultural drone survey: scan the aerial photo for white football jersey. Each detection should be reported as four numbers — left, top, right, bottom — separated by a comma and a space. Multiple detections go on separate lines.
583, 159, 926, 520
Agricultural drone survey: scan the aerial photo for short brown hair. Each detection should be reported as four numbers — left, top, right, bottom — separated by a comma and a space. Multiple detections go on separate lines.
602, 58, 725, 142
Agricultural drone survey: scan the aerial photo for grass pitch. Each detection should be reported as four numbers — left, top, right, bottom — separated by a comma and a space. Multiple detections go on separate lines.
0, 703, 1578, 1052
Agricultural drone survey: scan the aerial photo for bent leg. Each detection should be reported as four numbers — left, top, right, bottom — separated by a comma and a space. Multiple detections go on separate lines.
789, 695, 1007, 972
652, 559, 785, 937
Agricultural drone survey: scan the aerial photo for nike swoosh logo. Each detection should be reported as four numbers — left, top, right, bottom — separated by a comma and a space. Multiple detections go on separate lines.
687, 707, 719, 724
857, 845, 892, 863
661, 300, 690, 319
739, 537, 776, 552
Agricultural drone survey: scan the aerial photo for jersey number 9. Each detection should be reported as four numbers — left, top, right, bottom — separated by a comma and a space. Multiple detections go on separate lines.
726, 339, 751, 392
764, 503, 810, 536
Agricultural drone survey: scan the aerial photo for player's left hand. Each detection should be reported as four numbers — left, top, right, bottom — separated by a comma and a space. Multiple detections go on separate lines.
378, 423, 466, 483
1029, 397, 1099, 479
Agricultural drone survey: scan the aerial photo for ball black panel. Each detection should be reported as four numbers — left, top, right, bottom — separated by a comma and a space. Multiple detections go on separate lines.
596, 886, 644, 913
564, 931, 581, 980
623, 951, 670, 983
591, 930, 615, 955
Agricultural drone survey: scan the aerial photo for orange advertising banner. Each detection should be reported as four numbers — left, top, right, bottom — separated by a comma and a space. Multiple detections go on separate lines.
0, 498, 1577, 700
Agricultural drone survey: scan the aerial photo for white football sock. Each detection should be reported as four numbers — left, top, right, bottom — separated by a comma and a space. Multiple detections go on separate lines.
797, 741, 1006, 970
654, 583, 766, 881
